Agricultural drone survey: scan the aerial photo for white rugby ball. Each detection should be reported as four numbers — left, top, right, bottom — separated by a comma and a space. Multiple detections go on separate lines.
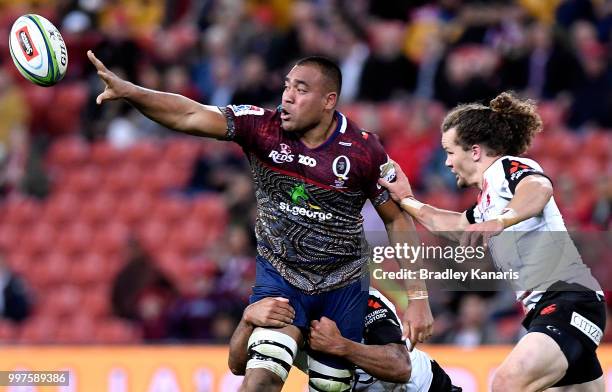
8, 14, 68, 87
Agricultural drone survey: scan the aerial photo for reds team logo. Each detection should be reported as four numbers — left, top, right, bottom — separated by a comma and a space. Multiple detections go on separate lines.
280, 143, 291, 155
16, 26, 39, 61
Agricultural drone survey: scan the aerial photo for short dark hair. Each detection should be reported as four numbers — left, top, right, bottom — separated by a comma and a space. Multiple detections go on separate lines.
441, 92, 543, 156
295, 56, 342, 96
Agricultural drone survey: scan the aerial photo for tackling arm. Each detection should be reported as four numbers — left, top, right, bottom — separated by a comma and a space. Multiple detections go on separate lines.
87, 50, 228, 139
309, 317, 411, 383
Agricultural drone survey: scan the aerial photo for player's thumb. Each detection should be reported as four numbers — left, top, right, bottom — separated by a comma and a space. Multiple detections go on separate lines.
378, 178, 390, 188
96, 91, 113, 105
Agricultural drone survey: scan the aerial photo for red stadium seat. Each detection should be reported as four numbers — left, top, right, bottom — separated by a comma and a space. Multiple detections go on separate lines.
91, 222, 129, 255
56, 221, 94, 255
137, 218, 169, 255
1, 196, 41, 227
55, 314, 96, 344
70, 252, 112, 286
18, 316, 59, 344
91, 140, 122, 168
81, 191, 118, 226
163, 138, 201, 165
94, 319, 142, 344
46, 137, 90, 169
42, 192, 82, 225
36, 252, 71, 288
0, 320, 17, 343
81, 285, 111, 320
127, 141, 161, 167
151, 196, 191, 225
103, 162, 143, 195
116, 191, 154, 227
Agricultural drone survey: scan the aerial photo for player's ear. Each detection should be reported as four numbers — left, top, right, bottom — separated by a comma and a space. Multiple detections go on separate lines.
471, 144, 481, 161
324, 92, 337, 110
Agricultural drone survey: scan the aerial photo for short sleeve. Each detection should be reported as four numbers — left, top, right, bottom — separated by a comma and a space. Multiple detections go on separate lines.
501, 158, 552, 194
363, 295, 403, 345
219, 105, 269, 150
364, 134, 395, 206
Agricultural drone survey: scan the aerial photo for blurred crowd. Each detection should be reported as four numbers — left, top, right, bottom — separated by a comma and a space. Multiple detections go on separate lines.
0, 0, 609, 346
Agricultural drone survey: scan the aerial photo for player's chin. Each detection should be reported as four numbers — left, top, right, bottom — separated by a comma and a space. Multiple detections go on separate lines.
281, 119, 297, 132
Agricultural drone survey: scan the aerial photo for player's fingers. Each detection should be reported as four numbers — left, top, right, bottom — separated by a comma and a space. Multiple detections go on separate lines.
272, 308, 294, 321
408, 326, 418, 351
378, 178, 391, 188
276, 301, 295, 315
273, 297, 289, 303
87, 50, 108, 72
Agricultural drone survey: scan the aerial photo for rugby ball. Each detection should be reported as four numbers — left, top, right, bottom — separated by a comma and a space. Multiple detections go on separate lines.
8, 14, 68, 87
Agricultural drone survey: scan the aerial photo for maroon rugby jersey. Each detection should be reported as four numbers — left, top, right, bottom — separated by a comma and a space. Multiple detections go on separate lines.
220, 105, 395, 294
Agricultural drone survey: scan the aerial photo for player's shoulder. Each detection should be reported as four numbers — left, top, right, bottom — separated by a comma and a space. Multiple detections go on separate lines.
487, 155, 543, 184
340, 113, 385, 152
226, 104, 278, 121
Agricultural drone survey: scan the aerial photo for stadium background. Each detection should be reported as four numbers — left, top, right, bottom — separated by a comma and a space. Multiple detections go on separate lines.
0, 0, 610, 390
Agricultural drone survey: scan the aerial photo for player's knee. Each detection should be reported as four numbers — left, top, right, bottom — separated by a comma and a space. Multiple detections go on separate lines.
241, 368, 283, 392
491, 367, 526, 392
245, 327, 298, 383
308, 356, 353, 392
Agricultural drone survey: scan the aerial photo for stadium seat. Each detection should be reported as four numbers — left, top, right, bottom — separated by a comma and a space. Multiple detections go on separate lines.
116, 191, 154, 227
0, 320, 17, 343
56, 221, 93, 255
81, 285, 111, 320
163, 138, 201, 165
42, 192, 82, 225
91, 140, 122, 168
151, 196, 191, 225
91, 222, 129, 255
94, 319, 142, 344
81, 192, 118, 226
70, 252, 112, 286
46, 137, 90, 169
55, 314, 96, 344
103, 162, 142, 195
18, 316, 59, 344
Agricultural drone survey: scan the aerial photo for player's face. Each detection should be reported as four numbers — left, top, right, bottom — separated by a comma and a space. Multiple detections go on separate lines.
442, 128, 477, 188
281, 65, 331, 132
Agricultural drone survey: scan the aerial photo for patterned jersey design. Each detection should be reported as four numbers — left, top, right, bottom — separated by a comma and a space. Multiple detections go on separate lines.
221, 105, 394, 294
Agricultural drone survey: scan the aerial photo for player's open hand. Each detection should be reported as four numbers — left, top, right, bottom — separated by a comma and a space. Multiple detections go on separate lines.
402, 298, 434, 350
309, 317, 346, 356
378, 161, 414, 203
87, 50, 131, 104
460, 219, 504, 249
243, 297, 295, 328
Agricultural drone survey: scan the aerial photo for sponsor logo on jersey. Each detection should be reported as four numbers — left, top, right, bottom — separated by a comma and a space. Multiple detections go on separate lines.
332, 155, 351, 188
17, 27, 39, 61
280, 202, 332, 221
228, 104, 265, 116
540, 304, 557, 315
298, 154, 316, 167
269, 143, 294, 164
282, 184, 332, 221
570, 311, 602, 345
339, 141, 352, 147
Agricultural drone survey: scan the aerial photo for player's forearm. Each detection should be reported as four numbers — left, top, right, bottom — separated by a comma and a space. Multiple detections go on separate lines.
335, 340, 411, 383
385, 212, 427, 291
124, 84, 226, 138
401, 199, 464, 241
228, 317, 254, 375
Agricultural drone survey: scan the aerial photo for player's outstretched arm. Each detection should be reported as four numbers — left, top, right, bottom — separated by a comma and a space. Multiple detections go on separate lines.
378, 161, 469, 241
309, 317, 411, 383
87, 50, 227, 139
228, 298, 295, 375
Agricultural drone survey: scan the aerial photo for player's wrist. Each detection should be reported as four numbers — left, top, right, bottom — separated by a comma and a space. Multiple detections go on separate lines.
493, 208, 518, 229
407, 289, 429, 301
400, 197, 425, 216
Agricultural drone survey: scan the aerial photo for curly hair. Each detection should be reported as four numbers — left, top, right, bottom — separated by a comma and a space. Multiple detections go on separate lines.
441, 92, 543, 156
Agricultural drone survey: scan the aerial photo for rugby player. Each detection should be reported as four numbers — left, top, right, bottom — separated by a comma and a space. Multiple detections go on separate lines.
229, 289, 461, 391
87, 51, 434, 391
379, 92, 606, 391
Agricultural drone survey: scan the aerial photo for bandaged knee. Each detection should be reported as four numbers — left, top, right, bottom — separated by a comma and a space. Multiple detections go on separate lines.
308, 356, 353, 392
246, 327, 298, 382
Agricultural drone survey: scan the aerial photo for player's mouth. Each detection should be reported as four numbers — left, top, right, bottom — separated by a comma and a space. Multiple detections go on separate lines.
280, 108, 291, 121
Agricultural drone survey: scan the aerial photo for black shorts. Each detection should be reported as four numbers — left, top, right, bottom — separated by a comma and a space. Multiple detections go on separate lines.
522, 281, 607, 387
428, 360, 462, 392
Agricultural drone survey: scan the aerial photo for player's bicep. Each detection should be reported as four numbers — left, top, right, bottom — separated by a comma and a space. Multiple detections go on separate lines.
183, 104, 228, 139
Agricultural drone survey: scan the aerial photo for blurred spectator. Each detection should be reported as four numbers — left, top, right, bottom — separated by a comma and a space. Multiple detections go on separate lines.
111, 239, 177, 341
440, 293, 500, 347
231, 54, 277, 106
358, 21, 418, 101
167, 260, 240, 341
0, 69, 29, 197
0, 255, 31, 323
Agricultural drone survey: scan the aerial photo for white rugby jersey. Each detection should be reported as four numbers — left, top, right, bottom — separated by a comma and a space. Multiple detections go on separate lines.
353, 288, 433, 392
465, 156, 602, 309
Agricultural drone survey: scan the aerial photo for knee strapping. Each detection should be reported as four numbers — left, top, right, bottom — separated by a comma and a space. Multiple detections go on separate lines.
246, 327, 298, 382
308, 356, 353, 392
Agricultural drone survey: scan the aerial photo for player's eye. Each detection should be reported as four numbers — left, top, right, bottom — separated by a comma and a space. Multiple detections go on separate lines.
297, 88, 306, 93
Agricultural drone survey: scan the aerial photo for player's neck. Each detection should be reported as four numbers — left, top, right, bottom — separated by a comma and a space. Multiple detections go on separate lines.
299, 113, 337, 149
476, 155, 501, 189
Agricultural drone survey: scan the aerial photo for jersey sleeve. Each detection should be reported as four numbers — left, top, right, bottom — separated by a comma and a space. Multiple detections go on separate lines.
364, 133, 395, 206
219, 105, 270, 151
501, 157, 552, 194
363, 295, 403, 345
